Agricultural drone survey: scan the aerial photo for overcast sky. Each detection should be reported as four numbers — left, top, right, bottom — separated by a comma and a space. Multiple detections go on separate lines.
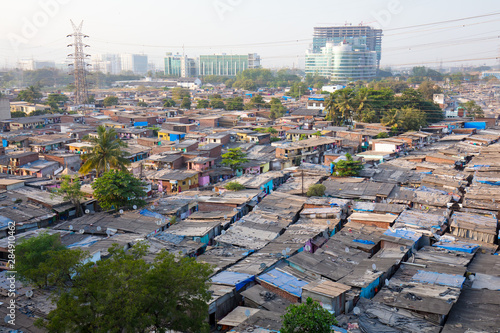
1, 0, 500, 70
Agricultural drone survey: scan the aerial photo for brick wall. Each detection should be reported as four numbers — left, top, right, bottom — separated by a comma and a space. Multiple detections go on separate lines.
257, 281, 300, 303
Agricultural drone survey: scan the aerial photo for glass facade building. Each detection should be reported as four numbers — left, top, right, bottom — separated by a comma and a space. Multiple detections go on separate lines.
198, 53, 260, 77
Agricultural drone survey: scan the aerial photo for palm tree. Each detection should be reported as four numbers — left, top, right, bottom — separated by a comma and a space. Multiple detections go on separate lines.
79, 125, 130, 176
352, 88, 371, 122
334, 89, 355, 125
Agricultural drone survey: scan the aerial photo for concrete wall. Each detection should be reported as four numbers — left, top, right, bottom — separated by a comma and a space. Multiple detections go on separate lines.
0, 99, 11, 120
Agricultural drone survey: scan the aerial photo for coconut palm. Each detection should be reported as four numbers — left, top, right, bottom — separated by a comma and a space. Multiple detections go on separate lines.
79, 125, 130, 175
352, 88, 371, 122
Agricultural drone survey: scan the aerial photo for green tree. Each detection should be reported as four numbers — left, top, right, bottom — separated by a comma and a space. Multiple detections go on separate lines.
103, 96, 118, 107
281, 297, 338, 333
461, 100, 484, 118
287, 82, 308, 99
221, 148, 248, 172
333, 153, 363, 177
180, 96, 191, 109
79, 125, 130, 175
266, 127, 278, 134
210, 98, 226, 109
11, 111, 26, 118
225, 181, 246, 191
38, 244, 213, 333
225, 97, 244, 110
196, 99, 210, 109
16, 232, 87, 289
395, 89, 443, 123
17, 85, 42, 104
171, 87, 190, 101
46, 93, 69, 111
417, 81, 443, 100
245, 95, 267, 110
92, 170, 146, 211
137, 101, 148, 107
306, 184, 326, 197
53, 175, 85, 217
269, 98, 286, 119
163, 98, 176, 107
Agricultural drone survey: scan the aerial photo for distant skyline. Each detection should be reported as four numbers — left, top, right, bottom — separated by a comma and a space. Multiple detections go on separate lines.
1, 0, 500, 70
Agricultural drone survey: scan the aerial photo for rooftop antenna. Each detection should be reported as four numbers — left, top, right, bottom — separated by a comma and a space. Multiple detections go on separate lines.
67, 20, 90, 106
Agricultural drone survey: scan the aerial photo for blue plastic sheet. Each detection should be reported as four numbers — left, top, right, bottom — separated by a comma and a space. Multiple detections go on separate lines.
258, 268, 308, 297
211, 271, 255, 291
353, 239, 375, 245
383, 229, 421, 242
433, 241, 479, 254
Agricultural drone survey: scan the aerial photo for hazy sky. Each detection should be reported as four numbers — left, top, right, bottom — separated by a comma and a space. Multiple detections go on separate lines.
1, 0, 500, 70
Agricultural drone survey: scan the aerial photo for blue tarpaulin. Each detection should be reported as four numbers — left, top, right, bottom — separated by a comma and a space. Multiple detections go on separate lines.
412, 270, 465, 288
464, 122, 486, 130
257, 268, 308, 297
134, 121, 148, 127
353, 239, 375, 245
383, 229, 421, 242
211, 271, 255, 291
433, 240, 479, 254
139, 209, 165, 222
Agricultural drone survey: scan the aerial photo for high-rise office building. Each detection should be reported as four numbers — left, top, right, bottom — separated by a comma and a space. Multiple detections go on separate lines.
305, 40, 377, 82
120, 54, 148, 74
312, 26, 382, 68
164, 53, 197, 77
92, 54, 121, 75
198, 53, 260, 77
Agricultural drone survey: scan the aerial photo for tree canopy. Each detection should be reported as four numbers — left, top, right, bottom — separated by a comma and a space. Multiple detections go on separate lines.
37, 243, 213, 333
103, 96, 118, 107
53, 175, 85, 217
17, 85, 42, 104
461, 100, 484, 118
333, 153, 363, 177
180, 96, 191, 109
221, 148, 248, 172
281, 297, 338, 333
91, 170, 146, 211
80, 125, 130, 175
306, 184, 326, 197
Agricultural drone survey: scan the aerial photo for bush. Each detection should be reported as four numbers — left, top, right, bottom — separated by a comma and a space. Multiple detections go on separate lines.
225, 182, 246, 191
306, 184, 326, 197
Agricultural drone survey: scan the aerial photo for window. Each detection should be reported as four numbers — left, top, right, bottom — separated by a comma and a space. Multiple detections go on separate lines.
182, 181, 186, 185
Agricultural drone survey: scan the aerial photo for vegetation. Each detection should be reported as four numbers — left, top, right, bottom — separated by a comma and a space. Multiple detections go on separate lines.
417, 81, 443, 100
137, 101, 148, 107
287, 82, 309, 99
11, 111, 27, 118
16, 232, 87, 289
221, 148, 249, 172
36, 243, 213, 333
163, 98, 176, 107
325, 86, 441, 126
46, 93, 69, 111
224, 181, 246, 191
103, 96, 118, 107
332, 153, 363, 177
381, 107, 427, 132
91, 170, 147, 211
306, 184, 326, 197
281, 297, 338, 333
80, 125, 130, 175
196, 99, 210, 109
17, 85, 42, 104
269, 98, 286, 119
460, 100, 484, 118
225, 97, 244, 111
53, 175, 85, 217
180, 96, 192, 109
270, 137, 281, 142
171, 87, 190, 101
245, 95, 268, 110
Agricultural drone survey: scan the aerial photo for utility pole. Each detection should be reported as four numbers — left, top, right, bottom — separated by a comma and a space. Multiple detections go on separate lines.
67, 20, 90, 106
301, 169, 304, 196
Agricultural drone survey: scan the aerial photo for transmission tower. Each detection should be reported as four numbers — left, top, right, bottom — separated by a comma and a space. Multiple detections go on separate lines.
67, 20, 90, 105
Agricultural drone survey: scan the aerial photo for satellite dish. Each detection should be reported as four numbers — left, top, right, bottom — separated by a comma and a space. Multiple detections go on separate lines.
221, 230, 226, 235
119, 209, 124, 214
79, 229, 85, 234
304, 244, 311, 252
385, 279, 389, 286
151, 205, 155, 210
69, 225, 73, 230
224, 215, 227, 219
233, 208, 238, 212
96, 226, 102, 231
400, 246, 405, 252
260, 263, 267, 270
327, 220, 331, 225
212, 188, 216, 192
195, 195, 199, 199
345, 247, 350, 253
353, 307, 361, 315
85, 209, 90, 214
244, 309, 251, 318
106, 229, 112, 236
11, 198, 16, 202
469, 275, 475, 281
282, 250, 287, 256
254, 205, 259, 210
286, 247, 291, 253
133, 205, 137, 210
25, 290, 33, 298
246, 194, 249, 198
156, 220, 162, 226
372, 263, 377, 271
